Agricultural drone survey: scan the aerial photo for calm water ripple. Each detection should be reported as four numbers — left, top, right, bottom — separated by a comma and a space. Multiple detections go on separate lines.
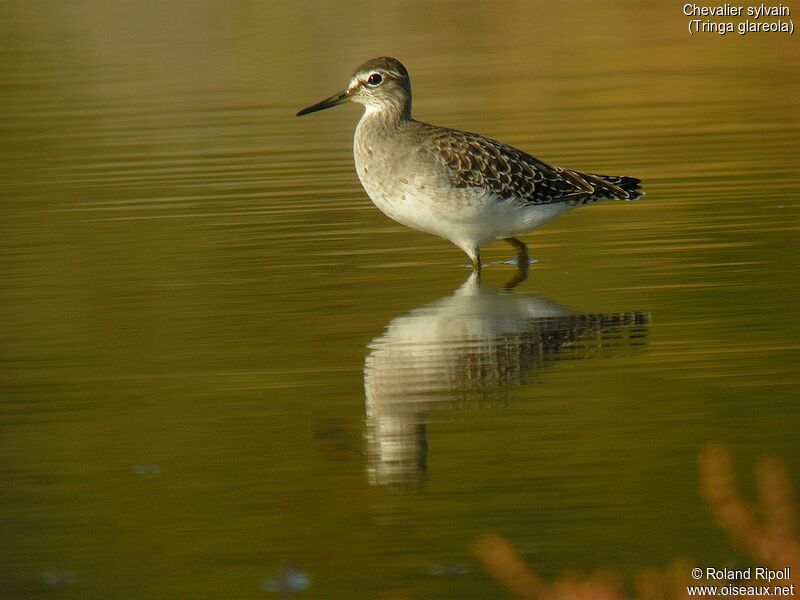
1, 2, 799, 598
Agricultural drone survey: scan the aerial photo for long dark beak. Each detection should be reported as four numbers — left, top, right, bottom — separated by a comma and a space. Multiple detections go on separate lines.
296, 90, 350, 117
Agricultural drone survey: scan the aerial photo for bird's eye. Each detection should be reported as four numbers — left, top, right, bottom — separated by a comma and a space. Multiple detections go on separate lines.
367, 73, 383, 86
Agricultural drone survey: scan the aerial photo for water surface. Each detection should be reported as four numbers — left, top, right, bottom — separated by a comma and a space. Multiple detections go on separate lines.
1, 2, 799, 598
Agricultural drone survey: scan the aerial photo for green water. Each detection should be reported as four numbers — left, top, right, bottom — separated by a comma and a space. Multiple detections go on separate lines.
1, 2, 799, 598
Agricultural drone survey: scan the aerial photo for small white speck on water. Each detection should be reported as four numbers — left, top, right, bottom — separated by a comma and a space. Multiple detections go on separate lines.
132, 464, 160, 474
261, 567, 311, 594
426, 561, 470, 576
41, 570, 77, 586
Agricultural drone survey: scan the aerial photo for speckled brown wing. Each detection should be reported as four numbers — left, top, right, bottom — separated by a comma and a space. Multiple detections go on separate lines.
424, 125, 642, 205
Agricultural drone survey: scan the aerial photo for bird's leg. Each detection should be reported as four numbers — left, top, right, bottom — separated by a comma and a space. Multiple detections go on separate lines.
470, 249, 482, 272
502, 237, 529, 289
503, 237, 529, 266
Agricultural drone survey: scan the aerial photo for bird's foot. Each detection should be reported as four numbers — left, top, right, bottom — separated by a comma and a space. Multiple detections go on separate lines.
501, 256, 537, 267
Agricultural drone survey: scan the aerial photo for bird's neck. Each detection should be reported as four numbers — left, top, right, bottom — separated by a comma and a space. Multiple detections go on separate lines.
361, 100, 412, 126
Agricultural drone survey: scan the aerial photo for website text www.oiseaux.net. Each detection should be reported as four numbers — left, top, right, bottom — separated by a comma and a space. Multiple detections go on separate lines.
687, 568, 794, 596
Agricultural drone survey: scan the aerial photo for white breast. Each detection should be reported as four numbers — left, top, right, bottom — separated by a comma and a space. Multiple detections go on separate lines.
353, 116, 574, 250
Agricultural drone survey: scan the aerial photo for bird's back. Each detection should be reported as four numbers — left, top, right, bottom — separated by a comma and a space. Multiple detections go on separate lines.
415, 121, 643, 206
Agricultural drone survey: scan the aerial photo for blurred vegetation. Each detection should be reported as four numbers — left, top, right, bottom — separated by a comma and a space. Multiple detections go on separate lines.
467, 445, 798, 600
1, 1, 798, 598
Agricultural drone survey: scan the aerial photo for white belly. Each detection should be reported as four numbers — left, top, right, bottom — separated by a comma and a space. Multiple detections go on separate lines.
353, 119, 573, 250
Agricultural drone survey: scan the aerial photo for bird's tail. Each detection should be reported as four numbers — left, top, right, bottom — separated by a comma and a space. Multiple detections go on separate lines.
590, 174, 644, 201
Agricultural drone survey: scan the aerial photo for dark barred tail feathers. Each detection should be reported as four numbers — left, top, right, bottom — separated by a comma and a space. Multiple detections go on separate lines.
587, 174, 644, 203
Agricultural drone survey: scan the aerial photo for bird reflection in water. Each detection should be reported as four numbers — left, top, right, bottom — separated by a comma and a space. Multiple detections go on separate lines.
363, 272, 649, 486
